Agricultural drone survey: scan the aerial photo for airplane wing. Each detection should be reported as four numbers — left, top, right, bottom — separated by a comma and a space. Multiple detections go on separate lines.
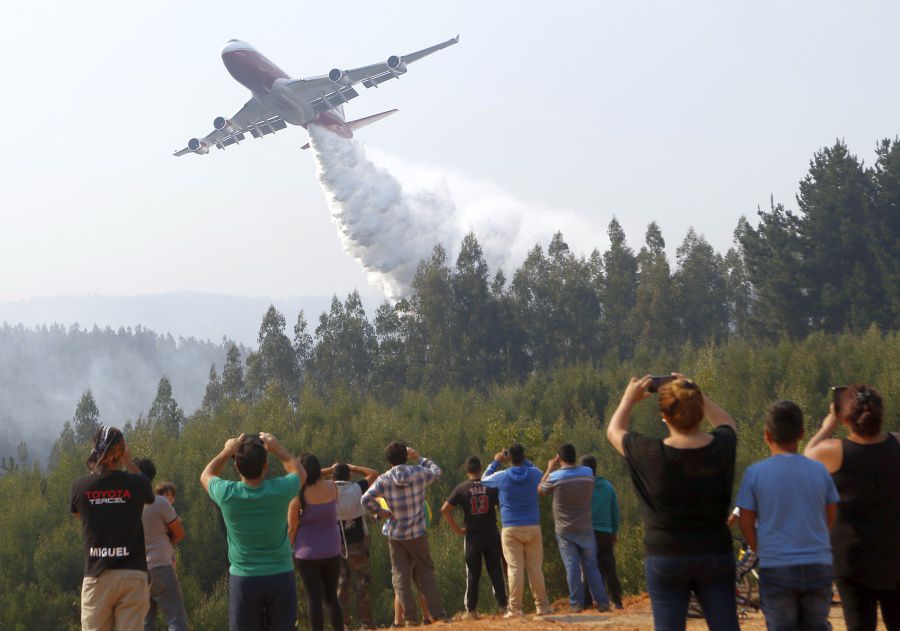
172, 98, 287, 156
288, 35, 459, 114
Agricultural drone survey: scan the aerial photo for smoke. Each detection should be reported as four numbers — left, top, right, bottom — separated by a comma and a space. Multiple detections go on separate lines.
309, 125, 588, 298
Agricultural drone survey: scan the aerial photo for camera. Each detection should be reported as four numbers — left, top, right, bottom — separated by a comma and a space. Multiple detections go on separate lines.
831, 386, 848, 415
648, 375, 676, 393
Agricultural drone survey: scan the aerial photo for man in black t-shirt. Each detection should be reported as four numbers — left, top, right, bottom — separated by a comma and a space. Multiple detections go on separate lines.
441, 455, 508, 618
329, 461, 379, 629
70, 425, 155, 631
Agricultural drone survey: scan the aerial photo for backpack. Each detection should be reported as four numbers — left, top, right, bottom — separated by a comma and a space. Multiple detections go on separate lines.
336, 481, 368, 536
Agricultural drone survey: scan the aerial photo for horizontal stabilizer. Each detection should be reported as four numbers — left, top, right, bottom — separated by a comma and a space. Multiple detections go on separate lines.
347, 109, 399, 131
301, 109, 399, 149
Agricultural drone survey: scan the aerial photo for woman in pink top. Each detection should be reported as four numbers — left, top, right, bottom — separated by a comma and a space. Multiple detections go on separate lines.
289, 454, 344, 631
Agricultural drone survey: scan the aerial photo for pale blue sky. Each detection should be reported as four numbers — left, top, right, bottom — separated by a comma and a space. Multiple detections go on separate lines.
2, 1, 898, 303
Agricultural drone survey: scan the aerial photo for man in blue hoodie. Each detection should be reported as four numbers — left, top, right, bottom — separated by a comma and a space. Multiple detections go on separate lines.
482, 443, 550, 617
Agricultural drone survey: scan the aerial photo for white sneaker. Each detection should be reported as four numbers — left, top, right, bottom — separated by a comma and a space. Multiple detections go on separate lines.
503, 610, 524, 619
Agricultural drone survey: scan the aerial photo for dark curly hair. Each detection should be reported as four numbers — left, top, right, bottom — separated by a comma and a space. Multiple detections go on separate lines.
840, 384, 884, 437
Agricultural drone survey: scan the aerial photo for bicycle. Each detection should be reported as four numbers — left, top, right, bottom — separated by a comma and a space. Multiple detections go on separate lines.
686, 533, 760, 619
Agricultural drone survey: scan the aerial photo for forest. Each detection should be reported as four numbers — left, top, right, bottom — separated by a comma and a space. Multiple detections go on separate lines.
0, 137, 897, 629
0, 323, 231, 461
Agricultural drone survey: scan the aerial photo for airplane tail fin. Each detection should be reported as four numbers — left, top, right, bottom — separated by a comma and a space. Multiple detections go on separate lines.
347, 108, 399, 131
301, 109, 399, 150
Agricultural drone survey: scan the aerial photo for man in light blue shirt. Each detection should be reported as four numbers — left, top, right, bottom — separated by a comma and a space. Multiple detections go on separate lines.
539, 443, 609, 612
736, 401, 839, 631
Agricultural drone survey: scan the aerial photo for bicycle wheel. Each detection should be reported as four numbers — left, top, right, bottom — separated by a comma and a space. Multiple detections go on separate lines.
737, 572, 759, 610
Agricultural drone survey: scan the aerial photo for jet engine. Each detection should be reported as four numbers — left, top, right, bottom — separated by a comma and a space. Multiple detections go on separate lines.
386, 55, 407, 74
328, 68, 351, 86
188, 138, 209, 154
213, 116, 234, 133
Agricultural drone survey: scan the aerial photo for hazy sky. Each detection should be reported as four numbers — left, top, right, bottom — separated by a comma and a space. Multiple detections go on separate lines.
2, 1, 898, 304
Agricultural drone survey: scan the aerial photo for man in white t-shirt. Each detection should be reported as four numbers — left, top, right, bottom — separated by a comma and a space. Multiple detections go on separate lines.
136, 459, 188, 631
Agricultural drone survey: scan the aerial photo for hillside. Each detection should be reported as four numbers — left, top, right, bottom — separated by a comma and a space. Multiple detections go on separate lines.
0, 323, 231, 460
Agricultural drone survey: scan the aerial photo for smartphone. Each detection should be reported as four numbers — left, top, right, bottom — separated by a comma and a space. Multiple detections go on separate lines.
831, 385, 848, 414
502, 449, 509, 459
648, 375, 676, 393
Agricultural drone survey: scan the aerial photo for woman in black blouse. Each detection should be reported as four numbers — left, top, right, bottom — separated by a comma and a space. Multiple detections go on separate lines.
805, 384, 900, 631
607, 374, 739, 631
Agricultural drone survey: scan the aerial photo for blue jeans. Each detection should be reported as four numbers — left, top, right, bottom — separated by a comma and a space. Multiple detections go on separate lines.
645, 553, 739, 631
228, 571, 297, 631
759, 564, 833, 631
556, 530, 609, 608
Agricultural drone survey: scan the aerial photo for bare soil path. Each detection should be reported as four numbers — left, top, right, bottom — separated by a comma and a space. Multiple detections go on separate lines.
433, 595, 886, 630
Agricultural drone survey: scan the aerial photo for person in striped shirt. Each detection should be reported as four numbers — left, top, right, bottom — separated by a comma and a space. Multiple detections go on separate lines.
539, 443, 610, 612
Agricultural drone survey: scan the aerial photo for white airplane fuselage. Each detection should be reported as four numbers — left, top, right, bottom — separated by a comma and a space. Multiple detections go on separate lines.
221, 40, 351, 137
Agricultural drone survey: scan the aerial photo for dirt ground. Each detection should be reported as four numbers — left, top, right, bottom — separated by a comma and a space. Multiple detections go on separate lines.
436, 594, 886, 630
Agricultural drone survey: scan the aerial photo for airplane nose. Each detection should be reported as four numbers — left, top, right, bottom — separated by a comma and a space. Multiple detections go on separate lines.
222, 39, 245, 56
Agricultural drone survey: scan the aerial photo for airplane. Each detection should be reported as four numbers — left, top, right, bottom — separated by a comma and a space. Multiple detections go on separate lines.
173, 36, 459, 156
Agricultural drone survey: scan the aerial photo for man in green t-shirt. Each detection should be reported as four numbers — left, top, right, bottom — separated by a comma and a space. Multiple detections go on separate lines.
201, 432, 305, 631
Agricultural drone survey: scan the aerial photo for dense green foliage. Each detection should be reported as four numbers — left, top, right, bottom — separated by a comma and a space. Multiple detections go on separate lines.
1, 328, 896, 630
0, 137, 897, 629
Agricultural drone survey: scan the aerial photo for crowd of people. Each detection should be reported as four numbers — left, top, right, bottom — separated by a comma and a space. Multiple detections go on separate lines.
68, 376, 898, 631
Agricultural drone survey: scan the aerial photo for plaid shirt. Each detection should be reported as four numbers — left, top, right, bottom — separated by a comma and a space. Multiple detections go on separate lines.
361, 457, 441, 540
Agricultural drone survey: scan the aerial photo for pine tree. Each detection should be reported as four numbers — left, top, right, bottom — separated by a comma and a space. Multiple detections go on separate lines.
201, 364, 223, 413
311, 292, 376, 392
246, 306, 299, 400
547, 232, 601, 364
373, 301, 409, 399
872, 138, 900, 328
452, 233, 497, 388
221, 343, 245, 400
511, 244, 554, 370
148, 376, 185, 435
409, 246, 455, 391
48, 421, 76, 467
599, 218, 638, 358
293, 311, 313, 380
796, 140, 879, 332
631, 222, 675, 352
723, 242, 753, 338
673, 228, 728, 345
73, 390, 100, 443
737, 200, 809, 338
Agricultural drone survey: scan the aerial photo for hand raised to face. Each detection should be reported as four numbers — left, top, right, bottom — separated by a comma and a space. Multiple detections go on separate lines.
224, 433, 245, 456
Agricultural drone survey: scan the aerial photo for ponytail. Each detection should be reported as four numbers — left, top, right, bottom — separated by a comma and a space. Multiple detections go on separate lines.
844, 384, 883, 437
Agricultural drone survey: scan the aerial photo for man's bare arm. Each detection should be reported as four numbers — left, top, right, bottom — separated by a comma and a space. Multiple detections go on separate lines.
607, 375, 653, 455
826, 503, 837, 530
440, 502, 466, 535
739, 508, 758, 552
201, 434, 244, 492
352, 464, 379, 486
288, 496, 301, 545
167, 518, 186, 545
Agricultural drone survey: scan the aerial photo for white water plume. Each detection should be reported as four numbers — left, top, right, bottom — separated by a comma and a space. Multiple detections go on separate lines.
308, 125, 588, 299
